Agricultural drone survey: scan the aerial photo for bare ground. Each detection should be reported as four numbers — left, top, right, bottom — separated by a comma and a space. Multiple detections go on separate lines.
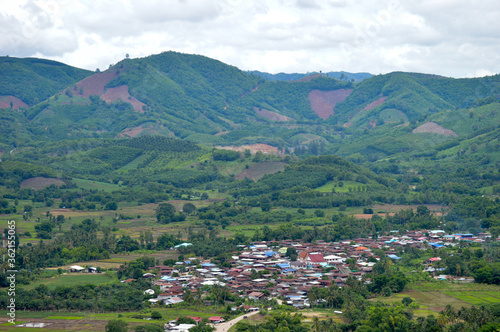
20, 177, 65, 190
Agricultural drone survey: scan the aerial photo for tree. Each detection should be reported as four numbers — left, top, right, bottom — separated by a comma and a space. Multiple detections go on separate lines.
156, 203, 179, 224
150, 311, 162, 320
314, 209, 325, 218
402, 297, 413, 307
134, 325, 164, 332
105, 319, 128, 332
286, 247, 298, 261
183, 203, 196, 215
105, 201, 118, 210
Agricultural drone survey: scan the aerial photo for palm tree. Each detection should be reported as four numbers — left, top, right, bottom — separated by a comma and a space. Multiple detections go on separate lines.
313, 316, 320, 332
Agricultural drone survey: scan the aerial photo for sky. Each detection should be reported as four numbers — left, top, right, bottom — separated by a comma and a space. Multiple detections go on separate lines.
1, 0, 500, 78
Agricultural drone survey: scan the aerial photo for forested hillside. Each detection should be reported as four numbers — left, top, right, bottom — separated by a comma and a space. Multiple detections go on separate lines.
0, 50, 499, 331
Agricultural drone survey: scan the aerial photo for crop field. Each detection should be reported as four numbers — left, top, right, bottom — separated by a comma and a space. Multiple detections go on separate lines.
375, 282, 500, 317
24, 273, 114, 290
234, 161, 286, 181
315, 181, 366, 193
71, 178, 123, 193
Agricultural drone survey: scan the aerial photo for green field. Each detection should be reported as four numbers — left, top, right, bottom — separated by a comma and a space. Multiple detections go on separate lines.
72, 178, 123, 192
44, 316, 84, 320
375, 282, 500, 316
24, 273, 114, 290
315, 181, 366, 193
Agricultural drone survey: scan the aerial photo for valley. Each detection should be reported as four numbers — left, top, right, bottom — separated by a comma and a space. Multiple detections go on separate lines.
0, 52, 499, 331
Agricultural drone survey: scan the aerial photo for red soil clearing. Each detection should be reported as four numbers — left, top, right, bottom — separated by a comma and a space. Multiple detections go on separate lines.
343, 96, 387, 127
216, 144, 279, 155
0, 95, 29, 109
363, 96, 387, 111
412, 121, 458, 137
118, 126, 146, 138
308, 89, 353, 120
20, 177, 65, 190
294, 74, 322, 82
254, 107, 291, 121
101, 85, 145, 113
75, 71, 119, 97
72, 71, 144, 112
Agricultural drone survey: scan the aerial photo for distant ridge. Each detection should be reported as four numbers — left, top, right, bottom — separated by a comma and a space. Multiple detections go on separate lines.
247, 70, 372, 82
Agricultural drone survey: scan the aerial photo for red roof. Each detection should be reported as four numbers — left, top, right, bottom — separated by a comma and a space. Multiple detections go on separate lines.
308, 253, 326, 263
188, 316, 203, 322
209, 316, 223, 322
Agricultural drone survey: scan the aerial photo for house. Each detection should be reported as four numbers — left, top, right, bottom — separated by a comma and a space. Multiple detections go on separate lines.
426, 257, 442, 264
209, 316, 224, 324
163, 296, 184, 306
187, 316, 203, 324
248, 291, 265, 300
168, 324, 196, 331
239, 305, 259, 312
68, 265, 84, 273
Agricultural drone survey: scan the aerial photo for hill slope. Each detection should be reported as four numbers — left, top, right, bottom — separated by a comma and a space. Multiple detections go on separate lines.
0, 57, 92, 106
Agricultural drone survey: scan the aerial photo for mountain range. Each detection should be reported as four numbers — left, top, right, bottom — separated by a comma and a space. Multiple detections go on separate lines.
0, 51, 499, 174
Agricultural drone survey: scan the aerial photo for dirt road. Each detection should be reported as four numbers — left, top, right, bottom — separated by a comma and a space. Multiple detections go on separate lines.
214, 310, 259, 332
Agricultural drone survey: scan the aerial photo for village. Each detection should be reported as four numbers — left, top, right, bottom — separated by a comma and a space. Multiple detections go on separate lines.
62, 229, 484, 331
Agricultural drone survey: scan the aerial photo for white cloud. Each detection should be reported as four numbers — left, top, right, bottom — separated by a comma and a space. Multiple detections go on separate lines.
2, 0, 500, 77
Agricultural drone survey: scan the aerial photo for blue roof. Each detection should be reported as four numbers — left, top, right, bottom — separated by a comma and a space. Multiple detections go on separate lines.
277, 263, 290, 269
429, 243, 444, 248
283, 268, 297, 273
202, 263, 215, 267
387, 254, 401, 260
265, 251, 277, 257
161, 276, 177, 281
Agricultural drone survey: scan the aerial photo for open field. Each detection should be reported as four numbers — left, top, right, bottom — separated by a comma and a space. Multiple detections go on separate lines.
235, 161, 286, 181
24, 273, 114, 290
315, 181, 366, 193
20, 177, 65, 190
0, 305, 231, 331
71, 178, 123, 192
374, 282, 500, 316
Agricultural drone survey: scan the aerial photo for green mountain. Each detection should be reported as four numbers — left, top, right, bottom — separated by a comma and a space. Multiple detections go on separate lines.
0, 56, 92, 106
0, 51, 499, 175
247, 70, 372, 82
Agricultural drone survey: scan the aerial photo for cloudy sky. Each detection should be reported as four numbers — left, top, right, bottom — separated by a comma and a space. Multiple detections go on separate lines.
2, 0, 499, 78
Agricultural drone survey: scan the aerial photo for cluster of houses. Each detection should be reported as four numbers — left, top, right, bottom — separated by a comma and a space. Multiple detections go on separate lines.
139, 229, 485, 312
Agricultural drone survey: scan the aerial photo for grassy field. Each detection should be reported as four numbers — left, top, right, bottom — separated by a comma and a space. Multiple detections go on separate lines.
315, 181, 366, 193
71, 178, 123, 193
374, 281, 500, 316
234, 161, 286, 181
23, 273, 115, 290
0, 305, 232, 331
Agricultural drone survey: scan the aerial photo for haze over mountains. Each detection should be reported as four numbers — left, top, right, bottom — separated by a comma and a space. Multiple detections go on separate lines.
0, 51, 499, 170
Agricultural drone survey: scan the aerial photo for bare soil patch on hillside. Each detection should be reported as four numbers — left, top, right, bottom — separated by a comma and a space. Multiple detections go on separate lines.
0, 95, 29, 109
254, 107, 291, 121
363, 97, 387, 111
20, 177, 65, 190
102, 85, 145, 113
294, 73, 322, 82
75, 71, 119, 97
343, 96, 387, 127
308, 89, 353, 119
215, 131, 230, 136
235, 161, 286, 181
372, 204, 446, 213
216, 144, 279, 155
413, 121, 458, 136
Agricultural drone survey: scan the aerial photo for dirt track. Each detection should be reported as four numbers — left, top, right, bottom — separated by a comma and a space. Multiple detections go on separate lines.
214, 310, 259, 332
